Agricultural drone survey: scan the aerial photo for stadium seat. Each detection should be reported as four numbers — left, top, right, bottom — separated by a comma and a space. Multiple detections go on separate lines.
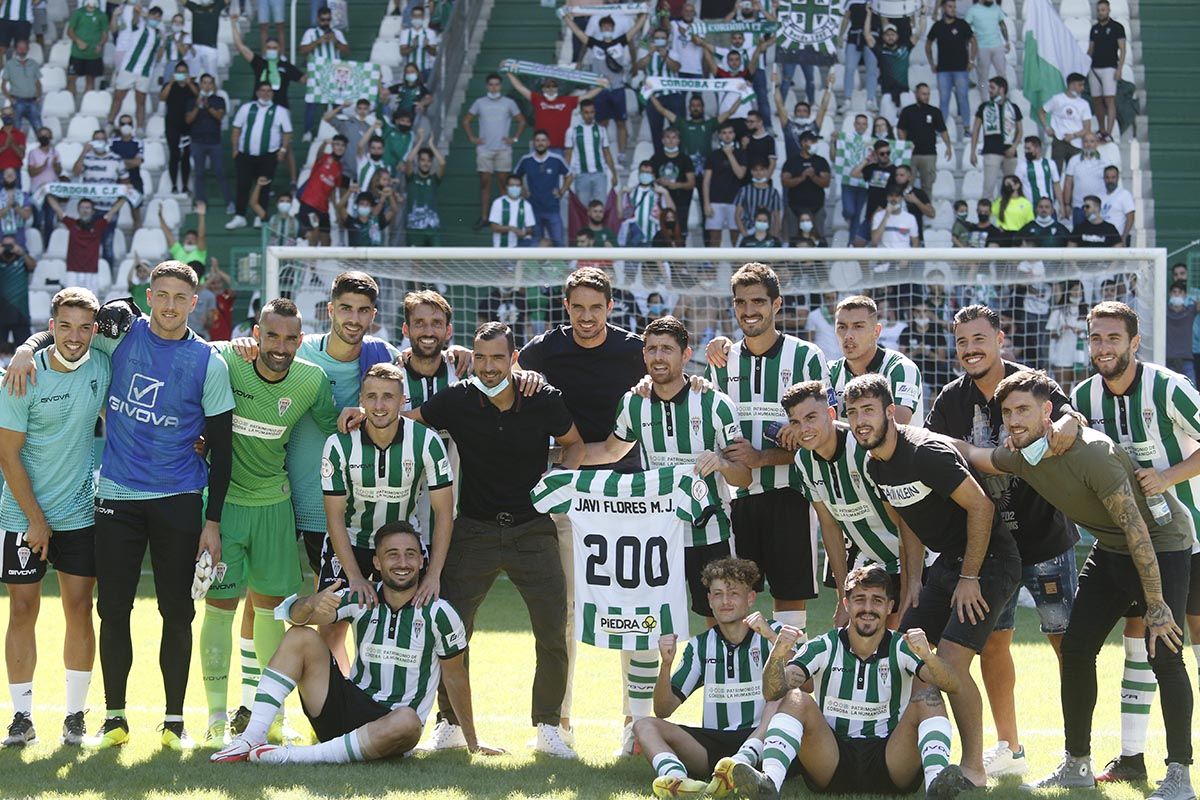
95, 259, 112, 291
370, 40, 404, 69
294, 289, 327, 333
47, 39, 70, 69
42, 89, 75, 121
113, 257, 134, 289
79, 90, 112, 120
56, 141, 84, 170
28, 289, 51, 323
931, 171, 956, 202
129, 228, 169, 260
25, 228, 43, 260
143, 141, 167, 173
145, 116, 166, 140
1059, 0, 1092, 19
43, 117, 64, 141
44, 229, 69, 260
961, 170, 984, 200
111, 229, 127, 265
924, 229, 953, 248
41, 65, 67, 94
1065, 16, 1092, 46
378, 16, 405, 39
46, 0, 69, 23
1098, 141, 1123, 170
30, 257, 65, 289
143, 198, 181, 230
65, 115, 100, 143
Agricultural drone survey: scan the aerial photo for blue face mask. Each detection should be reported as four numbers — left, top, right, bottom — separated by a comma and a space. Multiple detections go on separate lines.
1021, 435, 1050, 465
470, 375, 510, 397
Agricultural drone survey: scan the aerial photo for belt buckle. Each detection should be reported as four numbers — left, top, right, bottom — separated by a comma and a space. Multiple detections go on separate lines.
496, 512, 514, 527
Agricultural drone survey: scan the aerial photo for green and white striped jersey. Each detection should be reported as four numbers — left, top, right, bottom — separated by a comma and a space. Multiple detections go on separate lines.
1072, 362, 1200, 546
120, 25, 163, 78
612, 386, 741, 545
320, 419, 453, 549
531, 466, 717, 650
301, 27, 348, 62
794, 424, 901, 573
3, 0, 31, 23
402, 359, 459, 545
790, 629, 924, 740
829, 346, 924, 422
670, 623, 780, 731
334, 590, 466, 723
705, 333, 829, 496
568, 122, 609, 174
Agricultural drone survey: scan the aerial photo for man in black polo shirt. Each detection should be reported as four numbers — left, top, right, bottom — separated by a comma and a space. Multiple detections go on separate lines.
897, 83, 952, 192
926, 304, 1082, 779
702, 121, 748, 248
1019, 197, 1071, 246
1070, 195, 1123, 247
515, 266, 647, 739
414, 322, 585, 760
780, 131, 831, 238
845, 373, 1020, 790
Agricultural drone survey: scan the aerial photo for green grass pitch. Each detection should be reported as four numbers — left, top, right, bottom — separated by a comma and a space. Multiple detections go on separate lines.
0, 558, 1195, 799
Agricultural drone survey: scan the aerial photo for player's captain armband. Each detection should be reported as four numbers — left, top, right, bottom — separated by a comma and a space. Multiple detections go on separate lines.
895, 382, 921, 405
274, 593, 302, 622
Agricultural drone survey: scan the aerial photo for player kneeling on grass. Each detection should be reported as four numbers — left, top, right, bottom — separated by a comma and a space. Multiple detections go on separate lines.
212, 522, 502, 764
729, 565, 972, 800
633, 558, 791, 798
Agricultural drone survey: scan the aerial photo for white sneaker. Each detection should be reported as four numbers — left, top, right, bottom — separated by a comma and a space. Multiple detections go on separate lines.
301, 132, 313, 143
224, 215, 247, 230
534, 722, 578, 759
427, 719, 467, 750
248, 742, 290, 763
983, 741, 1029, 777
210, 736, 256, 763
253, 216, 262, 229
526, 724, 574, 749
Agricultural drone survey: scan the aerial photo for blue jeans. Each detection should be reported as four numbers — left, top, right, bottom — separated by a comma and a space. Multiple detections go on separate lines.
779, 61, 816, 105
995, 547, 1079, 634
937, 70, 970, 128
533, 208, 564, 247
192, 140, 231, 204
34, 201, 55, 244
840, 184, 867, 227
752, 68, 771, 130
12, 97, 40, 134
843, 43, 878, 104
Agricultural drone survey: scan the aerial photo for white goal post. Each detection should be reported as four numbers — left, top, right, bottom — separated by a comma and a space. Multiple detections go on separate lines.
263, 247, 1168, 387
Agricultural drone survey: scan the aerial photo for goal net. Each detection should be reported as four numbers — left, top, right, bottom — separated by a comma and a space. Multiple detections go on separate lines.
262, 247, 1167, 396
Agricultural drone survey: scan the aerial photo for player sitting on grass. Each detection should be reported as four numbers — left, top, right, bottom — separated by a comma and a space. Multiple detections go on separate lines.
633, 558, 790, 798
211, 522, 502, 764
729, 565, 971, 800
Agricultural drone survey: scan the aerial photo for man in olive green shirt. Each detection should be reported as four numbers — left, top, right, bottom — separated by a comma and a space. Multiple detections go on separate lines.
952, 369, 1194, 797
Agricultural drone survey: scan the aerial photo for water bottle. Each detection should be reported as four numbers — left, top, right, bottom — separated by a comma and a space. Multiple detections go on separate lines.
1145, 492, 1173, 526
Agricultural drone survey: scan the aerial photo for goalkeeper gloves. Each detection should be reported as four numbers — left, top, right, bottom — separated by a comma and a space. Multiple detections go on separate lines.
192, 550, 216, 600
96, 298, 143, 339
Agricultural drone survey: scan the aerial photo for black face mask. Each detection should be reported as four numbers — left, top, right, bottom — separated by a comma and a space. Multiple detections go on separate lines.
395, 123, 412, 133
37, 136, 50, 146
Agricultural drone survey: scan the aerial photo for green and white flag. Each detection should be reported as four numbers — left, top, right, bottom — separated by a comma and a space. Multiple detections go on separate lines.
556, 2, 650, 18
304, 57, 382, 105
499, 59, 606, 86
1022, 0, 1090, 113
641, 76, 755, 104
693, 19, 781, 35
831, 136, 914, 188
777, 0, 842, 55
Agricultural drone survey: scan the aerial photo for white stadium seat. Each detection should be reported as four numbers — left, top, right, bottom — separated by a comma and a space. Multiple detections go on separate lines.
44, 229, 69, 260
31, 257, 65, 289
378, 16, 405, 39
1059, 0, 1092, 20
64, 116, 100, 143
129, 228, 169, 261
28, 289, 52, 323
41, 65, 67, 94
47, 39, 71, 68
370, 40, 403, 69
56, 141, 84, 171
25, 228, 43, 260
143, 141, 167, 173
79, 90, 113, 120
42, 89, 75, 121
142, 198, 181, 230
145, 116, 167, 140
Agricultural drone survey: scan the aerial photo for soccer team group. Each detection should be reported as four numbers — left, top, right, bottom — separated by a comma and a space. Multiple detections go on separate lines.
0, 259, 1195, 800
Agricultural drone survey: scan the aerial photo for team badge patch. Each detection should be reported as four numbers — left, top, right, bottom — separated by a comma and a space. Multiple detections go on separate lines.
691, 479, 709, 502
320, 458, 335, 479
412, 618, 423, 639
90, 379, 98, 397
278, 397, 292, 416
330, 556, 342, 576
16, 545, 31, 570
691, 417, 701, 436
1143, 408, 1154, 428
403, 458, 415, 477
212, 561, 228, 582
781, 369, 792, 386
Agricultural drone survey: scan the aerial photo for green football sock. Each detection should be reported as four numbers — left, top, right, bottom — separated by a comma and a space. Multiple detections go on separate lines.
200, 605, 237, 719
252, 605, 287, 670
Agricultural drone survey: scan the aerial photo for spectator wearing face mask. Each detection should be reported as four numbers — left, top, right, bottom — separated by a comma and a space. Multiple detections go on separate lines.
648, 126, 695, 228
738, 207, 782, 248
514, 130, 571, 247
1099, 165, 1135, 244
1016, 135, 1061, 211
231, 14, 303, 109
298, 6, 350, 141
337, 187, 398, 248
25, 126, 57, 240
159, 61, 195, 196
0, 108, 25, 172
849, 138, 897, 245
650, 208, 684, 248
966, 197, 1001, 247
162, 201, 206, 265
44, 195, 125, 291
0, 166, 32, 249
1019, 196, 1071, 247
0, 233, 34, 350
1069, 195, 1122, 248
781, 130, 831, 238
792, 211, 826, 247
702, 121, 746, 247
625, 160, 673, 245
323, 98, 375, 174
354, 133, 388, 189
381, 65, 434, 133
508, 74, 602, 154
2, 40, 41, 134
950, 199, 971, 246
296, 135, 344, 245
990, 174, 1033, 245
775, 83, 832, 162
1038, 72, 1093, 171
251, 178, 300, 245
110, 114, 145, 226
970, 76, 1022, 199
226, 81, 293, 230
489, 175, 535, 248
871, 17, 925, 112
636, 27, 681, 151
564, 13, 644, 156
399, 5, 438, 85
463, 73, 526, 231
897, 83, 952, 192
184, 0, 225, 84
73, 130, 123, 263
870, 186, 920, 251
1061, 131, 1110, 227
108, 5, 165, 133
732, 160, 781, 241
159, 13, 192, 88
1164, 281, 1197, 383
65, 0, 107, 97
185, 72, 231, 211
891, 164, 934, 243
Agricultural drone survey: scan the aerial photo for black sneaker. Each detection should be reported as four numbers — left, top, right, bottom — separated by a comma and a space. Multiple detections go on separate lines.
229, 706, 252, 736
1096, 753, 1148, 783
2, 712, 36, 747
62, 711, 87, 746
160, 720, 196, 751
86, 715, 130, 749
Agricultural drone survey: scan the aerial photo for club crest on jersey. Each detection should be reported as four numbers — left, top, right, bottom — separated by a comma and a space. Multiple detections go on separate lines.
278, 397, 292, 417
781, 369, 793, 385
413, 617, 423, 639
90, 379, 98, 396
330, 556, 342, 576
403, 458, 415, 477
691, 416, 701, 436
751, 648, 761, 668
16, 545, 30, 570
212, 561, 228, 582
850, 470, 862, 490
1143, 408, 1154, 427
691, 479, 709, 502
320, 458, 335, 479
878, 663, 891, 686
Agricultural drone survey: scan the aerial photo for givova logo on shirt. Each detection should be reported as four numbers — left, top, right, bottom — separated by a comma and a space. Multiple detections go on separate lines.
599, 614, 658, 636
881, 481, 932, 507
109, 373, 179, 426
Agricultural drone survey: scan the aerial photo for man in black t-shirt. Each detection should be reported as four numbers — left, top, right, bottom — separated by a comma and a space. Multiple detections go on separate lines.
1070, 195, 1122, 247
1019, 197, 1072, 246
780, 131, 831, 237
849, 139, 897, 244
897, 83, 952, 191
925, 0, 976, 132
845, 372, 1019, 791
892, 165, 934, 243
514, 267, 648, 735
925, 304, 1082, 778
650, 127, 696, 227
702, 121, 748, 247
1087, 0, 1126, 141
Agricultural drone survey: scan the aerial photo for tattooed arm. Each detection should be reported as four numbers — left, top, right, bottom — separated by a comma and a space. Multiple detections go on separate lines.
762, 626, 810, 700
1100, 478, 1184, 657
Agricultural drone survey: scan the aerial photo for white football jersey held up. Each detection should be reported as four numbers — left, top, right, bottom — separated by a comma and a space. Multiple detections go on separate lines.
531, 465, 717, 650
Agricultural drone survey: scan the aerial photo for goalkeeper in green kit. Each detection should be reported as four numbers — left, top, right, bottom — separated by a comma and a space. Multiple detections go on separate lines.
195, 298, 339, 746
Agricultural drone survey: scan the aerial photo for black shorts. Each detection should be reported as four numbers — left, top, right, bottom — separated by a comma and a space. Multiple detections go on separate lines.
679, 726, 753, 774
801, 735, 921, 795
68, 56, 104, 77
317, 536, 378, 591
684, 540, 732, 617
0, 527, 96, 584
298, 202, 330, 234
0, 20, 31, 48
1141, 551, 1200, 617
300, 529, 324, 575
900, 551, 1019, 653
730, 489, 817, 601
302, 656, 391, 743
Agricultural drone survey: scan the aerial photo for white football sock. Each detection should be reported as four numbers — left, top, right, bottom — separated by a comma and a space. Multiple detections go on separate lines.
621, 649, 658, 719
653, 752, 688, 779
285, 731, 364, 763
773, 609, 806, 636
239, 637, 260, 708
732, 736, 764, 766
1119, 636, 1155, 756
245, 667, 295, 745
9, 682, 32, 716
762, 712, 804, 791
918, 716, 953, 790
64, 670, 91, 716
